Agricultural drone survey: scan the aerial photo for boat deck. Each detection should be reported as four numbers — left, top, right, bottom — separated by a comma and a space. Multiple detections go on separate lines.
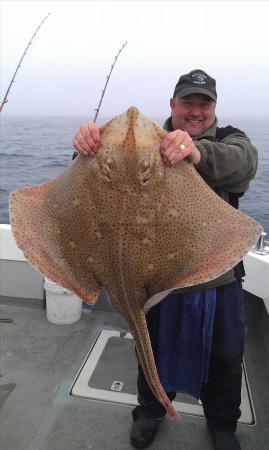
0, 291, 269, 450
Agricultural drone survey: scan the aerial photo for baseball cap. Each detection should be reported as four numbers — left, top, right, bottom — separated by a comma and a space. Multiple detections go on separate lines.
173, 69, 217, 102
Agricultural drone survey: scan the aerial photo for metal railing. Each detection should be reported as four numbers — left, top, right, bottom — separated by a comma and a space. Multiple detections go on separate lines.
252, 232, 269, 255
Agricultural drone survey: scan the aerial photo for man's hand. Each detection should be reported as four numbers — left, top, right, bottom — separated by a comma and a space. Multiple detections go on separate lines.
73, 123, 100, 156
160, 130, 201, 165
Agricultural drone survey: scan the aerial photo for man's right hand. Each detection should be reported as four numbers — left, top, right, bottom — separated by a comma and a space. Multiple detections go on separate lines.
72, 123, 100, 156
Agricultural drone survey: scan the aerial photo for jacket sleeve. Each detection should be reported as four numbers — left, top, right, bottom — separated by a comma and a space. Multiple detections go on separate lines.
195, 133, 258, 193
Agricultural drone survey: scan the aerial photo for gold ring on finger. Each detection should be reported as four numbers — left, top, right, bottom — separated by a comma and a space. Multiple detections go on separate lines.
179, 144, 186, 150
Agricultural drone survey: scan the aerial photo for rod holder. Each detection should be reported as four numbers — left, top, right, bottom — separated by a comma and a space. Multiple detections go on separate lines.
252, 231, 268, 255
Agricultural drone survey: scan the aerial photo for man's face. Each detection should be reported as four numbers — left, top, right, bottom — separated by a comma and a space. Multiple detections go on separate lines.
170, 94, 216, 138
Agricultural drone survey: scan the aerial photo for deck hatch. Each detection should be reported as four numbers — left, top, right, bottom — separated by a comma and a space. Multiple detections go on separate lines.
70, 330, 255, 424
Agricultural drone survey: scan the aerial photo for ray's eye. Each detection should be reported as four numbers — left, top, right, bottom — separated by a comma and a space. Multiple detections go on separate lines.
140, 160, 152, 184
101, 157, 114, 181
106, 157, 114, 170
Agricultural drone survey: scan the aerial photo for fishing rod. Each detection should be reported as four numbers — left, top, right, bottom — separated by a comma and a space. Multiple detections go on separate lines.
0, 12, 51, 113
93, 41, 127, 123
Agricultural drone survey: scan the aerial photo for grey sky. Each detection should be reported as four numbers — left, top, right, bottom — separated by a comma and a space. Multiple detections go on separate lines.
1, 0, 269, 119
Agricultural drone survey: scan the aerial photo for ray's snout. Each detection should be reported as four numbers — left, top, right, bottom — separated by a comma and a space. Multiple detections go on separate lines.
126, 106, 140, 117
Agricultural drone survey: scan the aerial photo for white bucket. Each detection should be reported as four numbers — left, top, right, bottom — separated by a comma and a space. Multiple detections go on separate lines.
44, 278, 82, 325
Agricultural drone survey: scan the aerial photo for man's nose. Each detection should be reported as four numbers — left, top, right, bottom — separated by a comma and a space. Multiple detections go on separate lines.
189, 106, 202, 116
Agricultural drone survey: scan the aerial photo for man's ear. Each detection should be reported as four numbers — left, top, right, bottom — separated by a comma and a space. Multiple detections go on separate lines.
170, 97, 175, 109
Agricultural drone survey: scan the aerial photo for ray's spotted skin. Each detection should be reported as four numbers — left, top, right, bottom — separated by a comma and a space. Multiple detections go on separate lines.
9, 107, 262, 419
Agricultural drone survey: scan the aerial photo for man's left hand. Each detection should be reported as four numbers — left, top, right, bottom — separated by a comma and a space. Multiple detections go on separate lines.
160, 130, 201, 165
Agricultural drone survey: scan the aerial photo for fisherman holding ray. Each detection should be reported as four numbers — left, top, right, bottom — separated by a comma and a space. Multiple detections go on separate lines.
73, 70, 258, 450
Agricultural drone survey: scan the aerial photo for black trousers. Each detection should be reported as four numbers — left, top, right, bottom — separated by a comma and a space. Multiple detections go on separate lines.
132, 281, 245, 433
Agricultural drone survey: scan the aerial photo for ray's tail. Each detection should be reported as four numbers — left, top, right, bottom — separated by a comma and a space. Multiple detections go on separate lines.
128, 308, 180, 420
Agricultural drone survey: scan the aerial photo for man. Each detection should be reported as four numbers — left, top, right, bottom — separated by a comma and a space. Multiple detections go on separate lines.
72, 70, 258, 450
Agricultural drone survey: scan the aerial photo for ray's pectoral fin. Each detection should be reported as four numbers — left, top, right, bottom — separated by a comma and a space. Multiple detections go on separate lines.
155, 161, 262, 291
9, 182, 101, 305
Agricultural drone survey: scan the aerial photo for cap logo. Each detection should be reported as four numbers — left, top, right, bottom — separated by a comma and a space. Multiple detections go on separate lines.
192, 73, 207, 84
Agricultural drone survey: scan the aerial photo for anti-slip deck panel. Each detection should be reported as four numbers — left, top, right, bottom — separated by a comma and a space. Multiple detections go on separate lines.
70, 330, 255, 424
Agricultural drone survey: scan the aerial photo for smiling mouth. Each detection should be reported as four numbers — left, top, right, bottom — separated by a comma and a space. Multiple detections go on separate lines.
187, 119, 203, 124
